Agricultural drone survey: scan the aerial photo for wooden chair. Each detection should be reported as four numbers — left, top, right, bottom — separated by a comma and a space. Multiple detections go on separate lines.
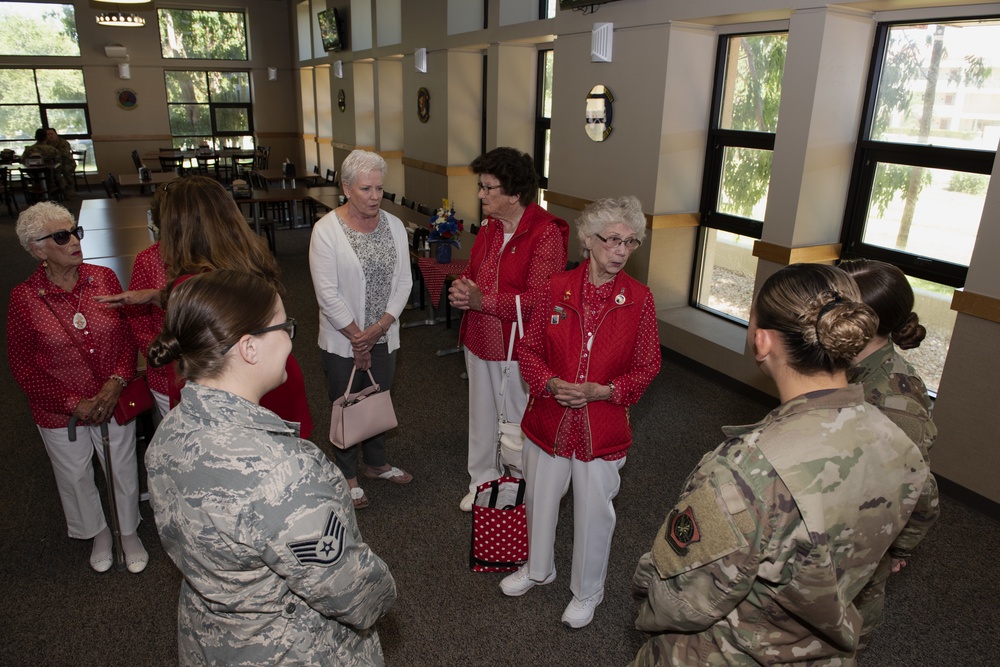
254, 146, 270, 170
400, 197, 416, 210
130, 149, 144, 171
231, 151, 256, 182
382, 191, 396, 203
1, 166, 20, 217
159, 154, 186, 174
195, 154, 219, 179
72, 149, 90, 192
417, 203, 433, 216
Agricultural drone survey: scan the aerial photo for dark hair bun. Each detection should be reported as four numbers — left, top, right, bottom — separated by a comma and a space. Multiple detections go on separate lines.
892, 311, 927, 350
148, 333, 182, 369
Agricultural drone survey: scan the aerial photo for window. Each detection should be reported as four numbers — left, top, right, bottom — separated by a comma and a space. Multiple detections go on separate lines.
534, 49, 554, 198
842, 18, 1000, 391
540, 0, 557, 19
695, 32, 788, 323
164, 71, 254, 149
0, 68, 94, 170
0, 2, 79, 57
158, 8, 248, 60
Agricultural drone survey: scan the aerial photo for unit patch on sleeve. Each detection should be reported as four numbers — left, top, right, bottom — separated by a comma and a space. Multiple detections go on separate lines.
287, 510, 347, 566
666, 506, 701, 555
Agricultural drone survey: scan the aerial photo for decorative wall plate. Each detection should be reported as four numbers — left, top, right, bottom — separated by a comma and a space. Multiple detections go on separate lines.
338, 89, 346, 112
117, 88, 137, 110
585, 85, 613, 142
417, 87, 430, 123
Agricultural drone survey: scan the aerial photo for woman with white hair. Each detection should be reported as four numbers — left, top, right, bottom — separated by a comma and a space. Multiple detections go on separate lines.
309, 150, 413, 509
501, 195, 661, 628
7, 201, 147, 573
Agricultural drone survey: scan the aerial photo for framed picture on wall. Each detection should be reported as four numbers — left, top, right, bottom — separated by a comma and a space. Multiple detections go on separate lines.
117, 88, 137, 110
338, 89, 346, 112
417, 87, 430, 123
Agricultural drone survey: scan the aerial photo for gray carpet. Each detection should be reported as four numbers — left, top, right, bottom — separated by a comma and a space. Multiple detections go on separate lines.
1, 196, 998, 666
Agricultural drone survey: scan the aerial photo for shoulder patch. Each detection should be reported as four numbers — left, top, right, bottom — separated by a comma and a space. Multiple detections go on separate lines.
652, 481, 748, 579
287, 510, 347, 566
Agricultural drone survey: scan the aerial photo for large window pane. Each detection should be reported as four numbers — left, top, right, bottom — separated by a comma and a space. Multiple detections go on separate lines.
862, 163, 985, 265
158, 9, 248, 60
0, 69, 36, 103
165, 71, 209, 103
719, 33, 786, 133
695, 229, 758, 323
0, 2, 79, 57
209, 72, 250, 103
45, 107, 87, 135
214, 107, 249, 133
716, 146, 772, 221
168, 104, 212, 137
901, 277, 955, 393
36, 69, 85, 103
873, 21, 1000, 150
0, 105, 37, 140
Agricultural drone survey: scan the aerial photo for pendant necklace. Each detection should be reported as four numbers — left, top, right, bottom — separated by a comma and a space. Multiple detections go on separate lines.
59, 288, 87, 330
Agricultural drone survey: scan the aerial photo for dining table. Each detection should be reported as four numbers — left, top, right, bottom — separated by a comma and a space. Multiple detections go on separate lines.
252, 168, 323, 189
119, 171, 179, 192
76, 197, 155, 285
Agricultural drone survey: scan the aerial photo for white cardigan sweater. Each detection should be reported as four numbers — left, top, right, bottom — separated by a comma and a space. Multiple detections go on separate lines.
308, 208, 413, 357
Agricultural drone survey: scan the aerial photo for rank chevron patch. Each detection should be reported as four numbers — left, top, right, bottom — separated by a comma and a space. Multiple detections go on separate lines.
287, 511, 347, 566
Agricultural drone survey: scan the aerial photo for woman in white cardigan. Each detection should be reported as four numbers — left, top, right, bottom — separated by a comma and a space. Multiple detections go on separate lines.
309, 150, 413, 509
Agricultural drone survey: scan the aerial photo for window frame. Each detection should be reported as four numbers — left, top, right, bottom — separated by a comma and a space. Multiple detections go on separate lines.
0, 68, 92, 153
840, 17, 997, 288
164, 70, 254, 149
534, 48, 553, 190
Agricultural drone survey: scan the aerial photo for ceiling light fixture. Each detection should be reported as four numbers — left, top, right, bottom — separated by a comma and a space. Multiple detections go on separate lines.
96, 11, 145, 27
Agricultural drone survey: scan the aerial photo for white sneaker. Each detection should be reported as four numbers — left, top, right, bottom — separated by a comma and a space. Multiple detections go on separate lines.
499, 565, 555, 597
460, 492, 474, 512
561, 592, 604, 628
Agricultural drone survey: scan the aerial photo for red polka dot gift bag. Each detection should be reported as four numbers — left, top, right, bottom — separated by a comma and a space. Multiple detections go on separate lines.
469, 476, 528, 573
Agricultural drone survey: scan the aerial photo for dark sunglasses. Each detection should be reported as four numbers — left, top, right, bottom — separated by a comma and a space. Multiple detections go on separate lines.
37, 226, 84, 245
221, 318, 296, 354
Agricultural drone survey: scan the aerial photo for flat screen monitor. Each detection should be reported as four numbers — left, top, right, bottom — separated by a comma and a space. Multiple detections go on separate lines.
560, 0, 620, 9
318, 8, 343, 53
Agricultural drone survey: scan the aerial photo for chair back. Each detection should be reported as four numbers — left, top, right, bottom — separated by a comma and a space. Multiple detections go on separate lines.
131, 149, 144, 171
72, 149, 87, 169
196, 154, 219, 178
254, 146, 270, 170
325, 168, 337, 184
383, 191, 396, 203
417, 203, 433, 216
232, 151, 255, 180
159, 154, 185, 172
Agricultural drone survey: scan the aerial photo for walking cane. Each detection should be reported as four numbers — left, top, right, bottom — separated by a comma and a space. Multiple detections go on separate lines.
68, 416, 126, 572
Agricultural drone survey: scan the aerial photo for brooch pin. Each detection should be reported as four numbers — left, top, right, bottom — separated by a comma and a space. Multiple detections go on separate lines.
615, 289, 626, 305
38, 288, 46, 296
510, 246, 516, 254
564, 290, 571, 301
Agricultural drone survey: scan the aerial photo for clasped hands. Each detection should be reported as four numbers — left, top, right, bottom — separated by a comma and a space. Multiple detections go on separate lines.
546, 377, 611, 409
349, 323, 383, 371
448, 278, 482, 312
73, 378, 124, 424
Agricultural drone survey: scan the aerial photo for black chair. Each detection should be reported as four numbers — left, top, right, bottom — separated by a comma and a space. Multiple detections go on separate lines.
71, 149, 90, 192
159, 154, 185, 174
417, 203, 433, 216
231, 151, 256, 182
325, 168, 337, 184
106, 172, 123, 200
20, 167, 62, 204
255, 146, 270, 170
383, 191, 396, 203
313, 165, 320, 175
400, 197, 416, 210
101, 175, 115, 199
195, 154, 219, 179
130, 149, 144, 171
1, 166, 20, 217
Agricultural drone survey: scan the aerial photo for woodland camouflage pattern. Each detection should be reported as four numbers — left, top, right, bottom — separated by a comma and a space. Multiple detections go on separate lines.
631, 385, 928, 667
146, 384, 396, 666
847, 340, 940, 643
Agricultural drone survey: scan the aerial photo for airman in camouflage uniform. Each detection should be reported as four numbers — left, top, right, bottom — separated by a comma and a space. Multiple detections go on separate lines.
146, 383, 397, 666
23, 129, 70, 197
631, 385, 928, 667
45, 128, 76, 198
848, 340, 940, 647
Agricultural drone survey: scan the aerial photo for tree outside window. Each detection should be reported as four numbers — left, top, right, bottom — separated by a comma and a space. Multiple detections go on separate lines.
158, 8, 248, 60
165, 71, 253, 149
0, 2, 79, 57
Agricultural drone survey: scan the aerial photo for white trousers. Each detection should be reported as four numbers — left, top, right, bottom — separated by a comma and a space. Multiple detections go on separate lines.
523, 438, 626, 600
465, 348, 528, 493
38, 420, 139, 540
152, 389, 170, 419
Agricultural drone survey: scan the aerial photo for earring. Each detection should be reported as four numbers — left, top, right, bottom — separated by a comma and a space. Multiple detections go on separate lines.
42, 260, 48, 268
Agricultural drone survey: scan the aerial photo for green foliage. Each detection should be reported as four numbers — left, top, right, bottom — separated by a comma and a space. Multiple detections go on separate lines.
726, 34, 786, 133
0, 3, 79, 56
946, 172, 989, 195
158, 9, 248, 60
719, 147, 772, 219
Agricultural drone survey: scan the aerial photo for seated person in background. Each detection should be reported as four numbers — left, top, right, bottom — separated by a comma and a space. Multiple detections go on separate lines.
840, 258, 940, 650
146, 270, 397, 666
23, 128, 70, 197
45, 128, 76, 198
631, 263, 929, 666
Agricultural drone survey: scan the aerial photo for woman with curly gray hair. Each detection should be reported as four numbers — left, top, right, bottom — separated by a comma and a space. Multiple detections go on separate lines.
8, 201, 146, 573
504, 196, 660, 628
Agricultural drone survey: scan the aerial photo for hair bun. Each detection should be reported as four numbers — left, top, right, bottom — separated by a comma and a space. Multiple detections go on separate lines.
807, 296, 879, 361
892, 311, 927, 350
148, 333, 182, 369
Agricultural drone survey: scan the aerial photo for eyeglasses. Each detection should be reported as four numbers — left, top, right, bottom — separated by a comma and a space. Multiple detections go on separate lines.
595, 233, 641, 250
36, 226, 84, 245
477, 182, 502, 193
221, 318, 296, 354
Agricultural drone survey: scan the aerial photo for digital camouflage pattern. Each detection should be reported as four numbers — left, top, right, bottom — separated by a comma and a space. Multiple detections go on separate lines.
848, 340, 940, 644
631, 385, 928, 667
146, 384, 396, 666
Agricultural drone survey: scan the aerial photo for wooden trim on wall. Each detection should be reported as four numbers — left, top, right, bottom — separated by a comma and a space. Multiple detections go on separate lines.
544, 190, 590, 212
401, 156, 471, 177
378, 150, 404, 159
255, 132, 299, 139
951, 290, 1000, 324
651, 212, 700, 229
752, 240, 842, 265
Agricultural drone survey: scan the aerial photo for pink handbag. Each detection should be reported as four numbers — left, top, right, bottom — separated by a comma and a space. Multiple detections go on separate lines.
329, 366, 398, 449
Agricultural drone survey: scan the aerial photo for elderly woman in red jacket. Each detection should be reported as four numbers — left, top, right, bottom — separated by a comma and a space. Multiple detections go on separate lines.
449, 147, 568, 512
501, 195, 660, 629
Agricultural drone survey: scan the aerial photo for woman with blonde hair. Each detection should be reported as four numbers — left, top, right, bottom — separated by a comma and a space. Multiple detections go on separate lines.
632, 263, 929, 666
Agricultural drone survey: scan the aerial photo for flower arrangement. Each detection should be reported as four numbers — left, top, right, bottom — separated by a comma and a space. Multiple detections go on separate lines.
428, 199, 463, 249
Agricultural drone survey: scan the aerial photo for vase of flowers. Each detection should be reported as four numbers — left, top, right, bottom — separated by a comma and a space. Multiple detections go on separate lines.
428, 199, 463, 264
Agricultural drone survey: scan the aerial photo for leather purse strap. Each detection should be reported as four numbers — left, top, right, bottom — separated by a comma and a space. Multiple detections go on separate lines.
342, 365, 380, 401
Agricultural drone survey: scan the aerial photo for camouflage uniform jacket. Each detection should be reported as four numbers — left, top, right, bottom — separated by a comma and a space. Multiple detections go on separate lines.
631, 386, 928, 667
47, 136, 76, 175
22, 142, 59, 165
848, 340, 939, 557
146, 383, 397, 667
